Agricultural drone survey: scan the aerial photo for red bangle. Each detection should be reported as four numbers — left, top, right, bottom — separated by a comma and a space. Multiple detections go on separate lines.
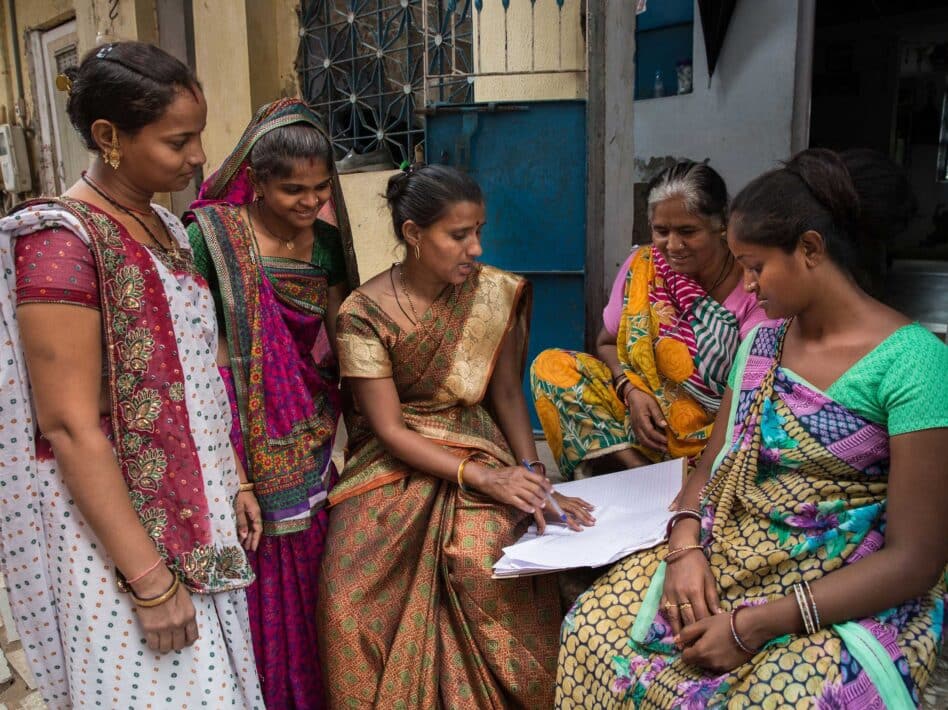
124, 557, 162, 585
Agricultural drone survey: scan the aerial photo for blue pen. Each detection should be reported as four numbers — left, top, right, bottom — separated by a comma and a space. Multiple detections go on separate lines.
522, 459, 569, 525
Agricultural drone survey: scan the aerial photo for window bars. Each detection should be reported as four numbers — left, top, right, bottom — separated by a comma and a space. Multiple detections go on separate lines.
296, 0, 585, 165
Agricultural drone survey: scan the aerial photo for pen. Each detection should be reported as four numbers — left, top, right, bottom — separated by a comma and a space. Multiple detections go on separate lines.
522, 459, 569, 525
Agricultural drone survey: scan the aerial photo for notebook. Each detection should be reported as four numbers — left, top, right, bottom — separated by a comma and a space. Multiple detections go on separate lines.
492, 458, 685, 578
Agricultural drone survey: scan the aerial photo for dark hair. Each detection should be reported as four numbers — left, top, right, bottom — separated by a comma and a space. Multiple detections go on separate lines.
249, 123, 333, 183
384, 164, 483, 240
840, 148, 917, 245
730, 148, 861, 269
65, 41, 201, 150
646, 160, 729, 228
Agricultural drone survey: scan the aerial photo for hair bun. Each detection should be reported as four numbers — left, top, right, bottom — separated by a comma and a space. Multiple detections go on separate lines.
385, 170, 411, 202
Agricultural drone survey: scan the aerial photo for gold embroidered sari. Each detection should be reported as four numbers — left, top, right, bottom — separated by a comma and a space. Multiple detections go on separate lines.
318, 264, 560, 709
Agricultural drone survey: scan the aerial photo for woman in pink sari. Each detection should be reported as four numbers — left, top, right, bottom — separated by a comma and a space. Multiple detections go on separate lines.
185, 98, 358, 708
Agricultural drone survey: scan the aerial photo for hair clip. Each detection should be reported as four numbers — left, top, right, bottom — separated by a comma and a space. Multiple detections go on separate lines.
399, 159, 412, 174
96, 43, 114, 59
55, 73, 73, 94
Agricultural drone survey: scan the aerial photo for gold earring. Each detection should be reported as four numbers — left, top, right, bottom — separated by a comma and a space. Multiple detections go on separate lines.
103, 125, 121, 170
414, 242, 421, 260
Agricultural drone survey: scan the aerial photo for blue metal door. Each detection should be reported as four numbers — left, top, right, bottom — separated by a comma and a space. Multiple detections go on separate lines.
425, 100, 586, 428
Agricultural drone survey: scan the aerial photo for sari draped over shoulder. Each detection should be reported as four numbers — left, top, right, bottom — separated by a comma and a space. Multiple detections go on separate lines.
0, 198, 260, 707
556, 321, 946, 709
331, 263, 527, 503
320, 264, 561, 709
531, 246, 742, 478
185, 97, 353, 709
189, 203, 339, 533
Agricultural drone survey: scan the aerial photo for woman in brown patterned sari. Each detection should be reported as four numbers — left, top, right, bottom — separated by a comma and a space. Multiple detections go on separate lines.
318, 164, 595, 708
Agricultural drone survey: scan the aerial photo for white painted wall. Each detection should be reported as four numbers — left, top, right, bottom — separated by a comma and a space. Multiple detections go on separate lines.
626, 1, 807, 273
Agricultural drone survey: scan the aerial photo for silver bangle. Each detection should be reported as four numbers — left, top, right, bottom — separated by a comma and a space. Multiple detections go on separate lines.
803, 579, 821, 630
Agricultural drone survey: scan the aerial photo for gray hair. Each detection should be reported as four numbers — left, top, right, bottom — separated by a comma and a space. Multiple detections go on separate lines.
646, 160, 729, 229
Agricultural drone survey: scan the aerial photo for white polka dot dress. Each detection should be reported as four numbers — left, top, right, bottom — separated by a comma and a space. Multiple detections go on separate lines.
0, 203, 264, 708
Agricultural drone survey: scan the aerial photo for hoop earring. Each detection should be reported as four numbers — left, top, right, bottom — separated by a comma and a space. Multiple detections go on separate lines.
103, 125, 121, 170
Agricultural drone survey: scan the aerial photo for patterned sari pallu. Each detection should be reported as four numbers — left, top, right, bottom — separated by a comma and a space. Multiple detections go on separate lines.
320, 264, 561, 709
14, 198, 252, 591
532, 247, 740, 479
191, 202, 338, 533
556, 321, 945, 709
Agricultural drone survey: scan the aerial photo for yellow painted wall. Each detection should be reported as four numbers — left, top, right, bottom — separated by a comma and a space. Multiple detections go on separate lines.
192, 0, 253, 175
193, 0, 301, 179
473, 0, 585, 102
339, 169, 403, 284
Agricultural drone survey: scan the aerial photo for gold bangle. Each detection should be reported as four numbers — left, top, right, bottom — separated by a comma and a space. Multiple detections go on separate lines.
457, 454, 477, 492
663, 544, 703, 562
131, 574, 180, 608
238, 481, 255, 493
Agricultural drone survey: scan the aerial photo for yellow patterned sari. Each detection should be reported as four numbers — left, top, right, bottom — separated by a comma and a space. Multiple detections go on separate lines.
318, 264, 560, 709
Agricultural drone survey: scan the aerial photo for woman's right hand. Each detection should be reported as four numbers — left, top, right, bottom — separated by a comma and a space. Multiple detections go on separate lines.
660, 545, 720, 637
468, 463, 552, 515
131, 567, 199, 653
625, 388, 668, 452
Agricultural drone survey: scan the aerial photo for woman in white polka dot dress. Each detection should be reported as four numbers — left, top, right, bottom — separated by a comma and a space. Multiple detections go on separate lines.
0, 42, 263, 708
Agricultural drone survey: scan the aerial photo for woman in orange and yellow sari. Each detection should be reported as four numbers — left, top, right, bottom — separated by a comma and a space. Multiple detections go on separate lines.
531, 161, 765, 479
318, 164, 594, 709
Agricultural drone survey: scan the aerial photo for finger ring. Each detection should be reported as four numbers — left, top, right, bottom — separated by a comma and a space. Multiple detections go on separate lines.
677, 602, 692, 608
662, 602, 676, 610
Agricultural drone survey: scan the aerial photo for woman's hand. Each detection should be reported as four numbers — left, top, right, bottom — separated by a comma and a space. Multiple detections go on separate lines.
234, 490, 262, 551
131, 567, 199, 653
545, 492, 596, 532
469, 463, 552, 515
677, 611, 751, 673
625, 388, 667, 452
659, 548, 720, 635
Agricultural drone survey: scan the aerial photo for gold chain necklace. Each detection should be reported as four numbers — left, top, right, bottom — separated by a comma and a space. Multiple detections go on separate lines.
398, 262, 424, 326
253, 201, 297, 251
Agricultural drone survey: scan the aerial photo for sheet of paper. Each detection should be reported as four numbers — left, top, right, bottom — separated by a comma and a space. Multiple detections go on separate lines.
492, 458, 685, 578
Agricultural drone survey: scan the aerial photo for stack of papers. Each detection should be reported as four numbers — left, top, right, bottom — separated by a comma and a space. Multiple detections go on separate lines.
492, 458, 685, 578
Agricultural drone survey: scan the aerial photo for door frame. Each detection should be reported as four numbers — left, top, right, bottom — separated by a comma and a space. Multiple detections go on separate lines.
30, 18, 81, 195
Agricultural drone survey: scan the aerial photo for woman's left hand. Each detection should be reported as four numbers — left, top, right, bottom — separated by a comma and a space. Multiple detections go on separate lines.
234, 491, 263, 552
677, 612, 753, 673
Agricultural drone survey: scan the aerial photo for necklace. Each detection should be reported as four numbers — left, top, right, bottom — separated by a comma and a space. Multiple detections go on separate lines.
397, 262, 423, 326
389, 264, 416, 325
253, 201, 297, 251
705, 250, 735, 294
81, 173, 176, 255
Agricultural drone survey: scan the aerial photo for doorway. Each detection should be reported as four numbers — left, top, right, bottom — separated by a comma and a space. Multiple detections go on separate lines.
810, 0, 948, 332
33, 20, 87, 195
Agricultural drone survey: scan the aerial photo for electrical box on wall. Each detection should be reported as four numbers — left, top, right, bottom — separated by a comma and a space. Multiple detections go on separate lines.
0, 124, 32, 193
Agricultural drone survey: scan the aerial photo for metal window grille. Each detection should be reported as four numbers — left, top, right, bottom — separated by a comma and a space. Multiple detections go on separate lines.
296, 1, 584, 164
297, 0, 474, 165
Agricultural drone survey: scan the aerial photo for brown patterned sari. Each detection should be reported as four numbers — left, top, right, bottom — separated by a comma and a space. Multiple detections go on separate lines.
318, 264, 560, 709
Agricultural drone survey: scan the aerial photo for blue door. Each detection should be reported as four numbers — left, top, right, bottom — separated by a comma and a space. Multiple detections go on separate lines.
425, 100, 586, 428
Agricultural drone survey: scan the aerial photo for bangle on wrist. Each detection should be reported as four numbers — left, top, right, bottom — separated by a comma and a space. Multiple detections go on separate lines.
457, 454, 477, 492
663, 543, 703, 562
730, 606, 759, 655
131, 574, 180, 608
238, 481, 255, 493
665, 509, 702, 540
123, 558, 162, 586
